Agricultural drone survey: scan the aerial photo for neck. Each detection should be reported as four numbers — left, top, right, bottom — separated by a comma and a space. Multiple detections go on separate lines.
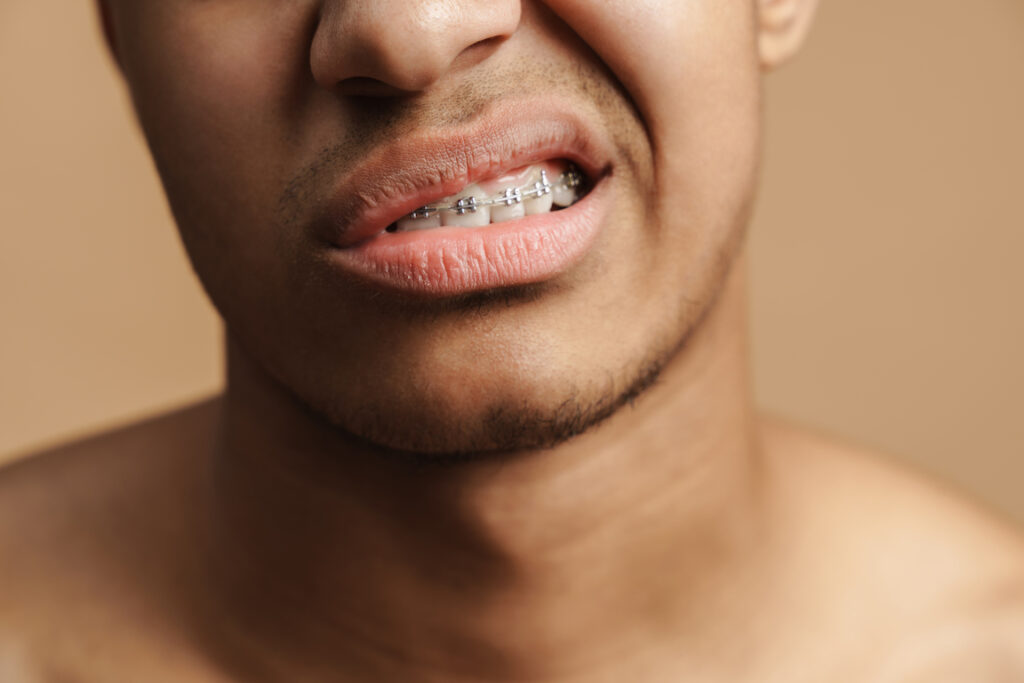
203, 258, 771, 682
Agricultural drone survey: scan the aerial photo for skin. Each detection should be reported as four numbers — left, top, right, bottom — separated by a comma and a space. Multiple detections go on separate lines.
1, 0, 1024, 681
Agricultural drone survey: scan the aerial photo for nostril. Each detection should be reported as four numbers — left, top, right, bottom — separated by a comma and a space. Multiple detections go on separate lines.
453, 35, 507, 71
469, 35, 506, 51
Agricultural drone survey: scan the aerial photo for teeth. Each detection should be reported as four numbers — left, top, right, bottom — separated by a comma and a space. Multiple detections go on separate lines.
490, 202, 526, 223
524, 169, 554, 215
396, 211, 441, 231
392, 163, 585, 233
553, 167, 582, 207
552, 186, 575, 208
441, 185, 489, 227
490, 187, 525, 223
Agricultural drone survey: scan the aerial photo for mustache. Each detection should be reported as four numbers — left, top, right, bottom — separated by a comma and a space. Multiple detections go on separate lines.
273, 53, 637, 234
275, 69, 528, 232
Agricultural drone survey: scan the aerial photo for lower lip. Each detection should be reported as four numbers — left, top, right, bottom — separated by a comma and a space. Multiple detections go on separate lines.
325, 177, 611, 297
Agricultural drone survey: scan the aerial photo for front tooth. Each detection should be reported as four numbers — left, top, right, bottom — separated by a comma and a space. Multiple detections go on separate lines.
524, 171, 554, 216
396, 211, 441, 231
491, 202, 525, 223
490, 187, 525, 223
442, 184, 489, 227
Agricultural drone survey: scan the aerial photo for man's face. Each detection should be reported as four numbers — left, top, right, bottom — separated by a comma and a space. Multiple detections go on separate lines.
105, 0, 762, 453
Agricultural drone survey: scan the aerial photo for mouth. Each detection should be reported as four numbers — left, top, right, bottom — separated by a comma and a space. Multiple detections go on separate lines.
316, 100, 613, 297
384, 160, 587, 234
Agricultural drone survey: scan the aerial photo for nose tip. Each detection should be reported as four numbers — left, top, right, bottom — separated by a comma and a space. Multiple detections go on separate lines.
311, 1, 521, 96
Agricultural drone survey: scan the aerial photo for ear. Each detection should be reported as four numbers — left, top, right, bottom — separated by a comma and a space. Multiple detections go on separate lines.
756, 0, 821, 70
95, 0, 122, 69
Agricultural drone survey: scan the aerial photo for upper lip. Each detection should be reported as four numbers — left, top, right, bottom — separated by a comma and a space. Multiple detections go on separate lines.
316, 99, 613, 248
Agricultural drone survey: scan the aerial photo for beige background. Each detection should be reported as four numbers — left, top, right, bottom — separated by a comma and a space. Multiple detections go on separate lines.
2, 2, 1022, 520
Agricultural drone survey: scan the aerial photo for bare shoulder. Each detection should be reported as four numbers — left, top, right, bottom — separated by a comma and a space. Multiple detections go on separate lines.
0, 398, 222, 681
760, 415, 1024, 680
762, 414, 1024, 576
867, 605, 1024, 682
0, 396, 221, 554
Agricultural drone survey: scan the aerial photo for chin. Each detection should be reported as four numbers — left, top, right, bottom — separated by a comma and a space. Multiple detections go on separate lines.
317, 395, 594, 459
291, 343, 671, 460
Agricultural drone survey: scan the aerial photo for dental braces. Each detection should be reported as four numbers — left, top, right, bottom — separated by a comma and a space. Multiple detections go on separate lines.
406, 166, 584, 220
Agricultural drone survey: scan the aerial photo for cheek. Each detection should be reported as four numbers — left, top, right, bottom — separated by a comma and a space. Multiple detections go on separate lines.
543, 0, 759, 128
121, 5, 310, 183
547, 0, 762, 258
118, 5, 314, 312
124, 8, 284, 145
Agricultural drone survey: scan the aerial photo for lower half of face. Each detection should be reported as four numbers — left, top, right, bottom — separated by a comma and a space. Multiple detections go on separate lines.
116, 0, 762, 454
